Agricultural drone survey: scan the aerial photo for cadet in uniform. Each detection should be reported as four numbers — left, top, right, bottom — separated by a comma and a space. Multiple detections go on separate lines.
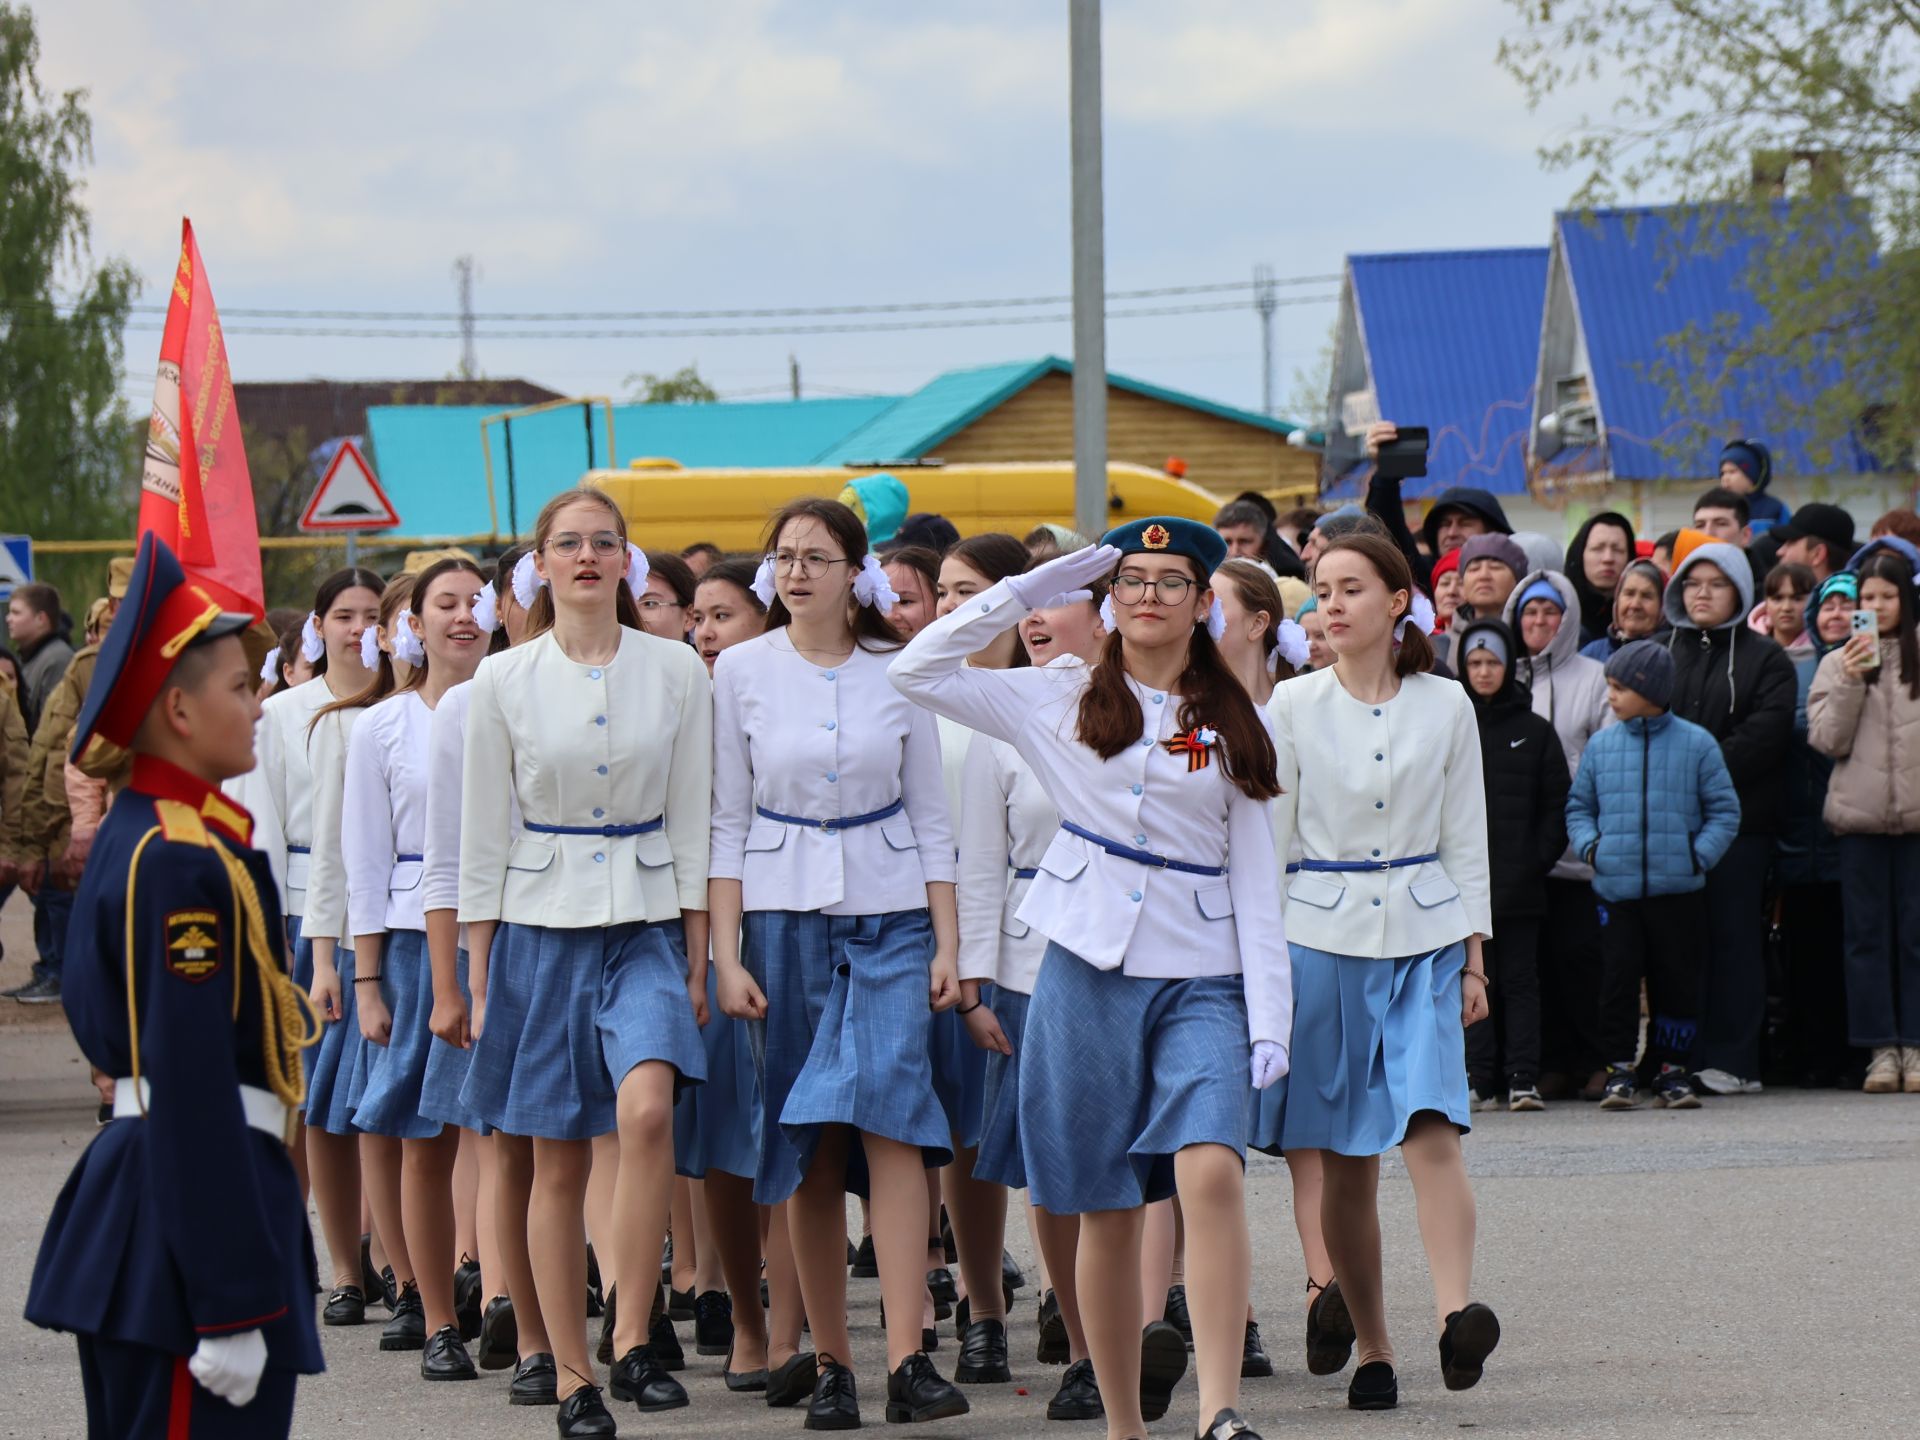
25, 532, 322, 1438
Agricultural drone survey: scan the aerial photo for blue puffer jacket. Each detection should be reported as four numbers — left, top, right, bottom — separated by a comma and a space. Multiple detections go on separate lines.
1566, 711, 1743, 902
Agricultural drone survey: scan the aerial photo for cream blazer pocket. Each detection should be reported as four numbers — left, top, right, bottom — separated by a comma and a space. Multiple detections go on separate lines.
286, 850, 312, 894
388, 859, 425, 894
1194, 882, 1234, 921
506, 838, 555, 874
1285, 872, 1345, 910
1408, 873, 1461, 909
1037, 839, 1088, 884
634, 829, 676, 870
999, 891, 1031, 939
879, 819, 918, 853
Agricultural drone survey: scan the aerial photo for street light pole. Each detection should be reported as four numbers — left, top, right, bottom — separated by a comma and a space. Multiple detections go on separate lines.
1069, 0, 1108, 540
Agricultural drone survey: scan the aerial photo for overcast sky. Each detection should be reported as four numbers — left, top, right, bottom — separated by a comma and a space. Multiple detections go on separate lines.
39, 1, 1617, 425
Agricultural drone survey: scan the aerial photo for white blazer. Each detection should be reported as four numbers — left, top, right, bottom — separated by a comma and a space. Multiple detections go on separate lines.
709, 629, 955, 916
342, 691, 433, 938
890, 582, 1292, 1049
459, 628, 712, 929
1265, 668, 1493, 958
956, 729, 1057, 995
301, 705, 364, 943
227, 676, 331, 916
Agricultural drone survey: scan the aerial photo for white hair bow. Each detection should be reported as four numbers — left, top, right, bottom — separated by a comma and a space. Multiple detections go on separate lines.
392, 608, 426, 667
851, 554, 899, 614
625, 542, 650, 596
299, 614, 325, 663
472, 584, 499, 633
1394, 592, 1437, 644
1269, 618, 1310, 675
359, 624, 382, 670
1099, 594, 1118, 633
259, 647, 281, 684
510, 551, 544, 609
1206, 596, 1227, 642
750, 555, 777, 607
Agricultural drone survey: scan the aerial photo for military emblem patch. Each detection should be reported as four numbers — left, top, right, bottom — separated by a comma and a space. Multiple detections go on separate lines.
1142, 523, 1172, 550
165, 910, 223, 982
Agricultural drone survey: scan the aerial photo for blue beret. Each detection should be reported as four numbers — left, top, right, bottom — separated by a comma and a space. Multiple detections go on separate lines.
1100, 516, 1227, 575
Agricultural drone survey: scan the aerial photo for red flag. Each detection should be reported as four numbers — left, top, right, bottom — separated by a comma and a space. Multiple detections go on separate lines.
138, 219, 265, 619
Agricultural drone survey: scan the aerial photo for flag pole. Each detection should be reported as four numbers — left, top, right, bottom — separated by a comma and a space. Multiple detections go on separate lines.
1069, 0, 1107, 540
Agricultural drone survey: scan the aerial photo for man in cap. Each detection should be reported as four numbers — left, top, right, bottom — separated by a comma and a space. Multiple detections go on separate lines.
24, 532, 322, 1438
1773, 503, 1857, 584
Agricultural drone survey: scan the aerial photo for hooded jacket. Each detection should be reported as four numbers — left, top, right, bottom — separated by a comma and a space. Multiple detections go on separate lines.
1806, 540, 1920, 835
1366, 477, 1513, 593
1456, 618, 1570, 917
1563, 511, 1639, 648
1661, 541, 1798, 836
1775, 572, 1853, 885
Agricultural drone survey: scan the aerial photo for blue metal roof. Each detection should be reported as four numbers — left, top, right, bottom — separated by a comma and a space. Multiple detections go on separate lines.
1556, 203, 1878, 481
1345, 247, 1549, 498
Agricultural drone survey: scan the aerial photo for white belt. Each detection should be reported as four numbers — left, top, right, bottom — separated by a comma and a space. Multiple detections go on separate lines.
113, 1077, 292, 1140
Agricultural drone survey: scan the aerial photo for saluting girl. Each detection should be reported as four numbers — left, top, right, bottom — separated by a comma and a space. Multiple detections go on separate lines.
457, 486, 713, 1437
891, 519, 1291, 1440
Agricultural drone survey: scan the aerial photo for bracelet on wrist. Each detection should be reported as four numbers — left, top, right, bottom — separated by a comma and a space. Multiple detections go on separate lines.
353, 974, 383, 984
956, 999, 982, 1015
1463, 970, 1489, 987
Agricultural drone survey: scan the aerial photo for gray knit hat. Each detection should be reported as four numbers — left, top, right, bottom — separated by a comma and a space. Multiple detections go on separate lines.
1605, 638, 1675, 710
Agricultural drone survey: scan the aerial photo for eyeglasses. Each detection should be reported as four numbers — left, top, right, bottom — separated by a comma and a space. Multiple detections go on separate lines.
1681, 577, 1733, 596
768, 550, 850, 579
548, 530, 624, 558
637, 598, 683, 612
1112, 574, 1196, 606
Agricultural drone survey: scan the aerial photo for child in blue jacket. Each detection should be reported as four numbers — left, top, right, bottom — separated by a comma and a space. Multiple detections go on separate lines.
1567, 640, 1742, 1110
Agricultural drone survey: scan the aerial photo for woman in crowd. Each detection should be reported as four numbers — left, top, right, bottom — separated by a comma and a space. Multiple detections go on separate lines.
881, 545, 942, 641
1265, 532, 1499, 1413
1563, 512, 1637, 649
1579, 558, 1667, 664
1429, 550, 1462, 633
639, 550, 697, 643
1754, 561, 1814, 654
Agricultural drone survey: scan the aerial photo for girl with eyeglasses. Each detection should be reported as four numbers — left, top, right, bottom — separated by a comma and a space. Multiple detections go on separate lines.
709, 497, 969, 1430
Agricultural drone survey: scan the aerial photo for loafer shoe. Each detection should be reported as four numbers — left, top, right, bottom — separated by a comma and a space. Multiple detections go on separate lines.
380, 1281, 426, 1351
767, 1350, 819, 1409
1139, 1320, 1188, 1422
885, 1352, 969, 1424
1241, 1319, 1273, 1379
477, 1295, 518, 1371
694, 1288, 734, 1356
610, 1344, 689, 1412
724, 1342, 770, 1392
805, 1358, 861, 1430
509, 1351, 559, 1406
925, 1267, 958, 1309
850, 1234, 879, 1277
323, 1283, 367, 1327
1036, 1289, 1069, 1365
1198, 1407, 1264, 1438
1163, 1285, 1193, 1347
556, 1384, 617, 1437
954, 1317, 1011, 1384
1306, 1280, 1356, 1376
1046, 1356, 1103, 1421
1002, 1249, 1026, 1293
1347, 1359, 1397, 1410
453, 1258, 483, 1340
420, 1324, 478, 1381
1439, 1302, 1500, 1391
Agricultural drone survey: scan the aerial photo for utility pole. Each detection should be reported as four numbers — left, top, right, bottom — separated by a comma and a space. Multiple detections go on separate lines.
790, 353, 801, 401
453, 255, 479, 380
1255, 261, 1278, 417
1068, 0, 1108, 540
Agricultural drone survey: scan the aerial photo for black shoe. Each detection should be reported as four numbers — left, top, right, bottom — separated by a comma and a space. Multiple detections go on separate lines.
379, 1281, 426, 1351
1046, 1356, 1103, 1421
1138, 1320, 1187, 1423
556, 1383, 617, 1437
1036, 1289, 1069, 1365
595, 1284, 616, 1366
1241, 1319, 1273, 1379
886, 1352, 969, 1424
378, 1263, 399, 1312
925, 1267, 958, 1309
323, 1284, 367, 1327
806, 1358, 861, 1430
851, 1234, 879, 1277
668, 1284, 696, 1322
610, 1344, 689, 1412
695, 1288, 734, 1356
477, 1295, 518, 1371
421, 1324, 478, 1380
1439, 1302, 1501, 1391
955, 1317, 1011, 1384
585, 1244, 605, 1318
725, 1342, 770, 1392
767, 1351, 819, 1408
1306, 1280, 1356, 1376
940, 1211, 957, 1264
14, 974, 60, 1003
509, 1351, 559, 1406
1163, 1284, 1194, 1347
453, 1258, 482, 1340
1347, 1359, 1398, 1411
1002, 1249, 1026, 1293
651, 1308, 686, 1371
359, 1237, 388, 1310
1198, 1406, 1264, 1438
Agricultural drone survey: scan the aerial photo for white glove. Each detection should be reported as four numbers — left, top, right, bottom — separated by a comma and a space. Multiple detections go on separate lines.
188, 1329, 268, 1407
1033, 588, 1095, 611
1250, 1040, 1289, 1090
1005, 545, 1121, 611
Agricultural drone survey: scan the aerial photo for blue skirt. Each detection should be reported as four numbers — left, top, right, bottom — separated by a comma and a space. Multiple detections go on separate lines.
354, 929, 443, 1140
930, 992, 989, 1150
973, 987, 1030, 1190
1020, 944, 1250, 1215
742, 909, 952, 1206
419, 947, 492, 1136
673, 966, 762, 1181
461, 920, 706, 1141
303, 943, 366, 1136
1267, 941, 1471, 1157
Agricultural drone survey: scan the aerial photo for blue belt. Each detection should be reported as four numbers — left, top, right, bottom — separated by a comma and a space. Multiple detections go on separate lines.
523, 817, 664, 837
1059, 821, 1226, 878
755, 798, 903, 833
1286, 852, 1438, 874
395, 852, 423, 863
1011, 866, 1038, 880
287, 844, 311, 855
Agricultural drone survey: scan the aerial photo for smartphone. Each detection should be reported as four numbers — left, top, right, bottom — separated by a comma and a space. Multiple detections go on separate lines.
1851, 608, 1881, 667
1374, 426, 1429, 481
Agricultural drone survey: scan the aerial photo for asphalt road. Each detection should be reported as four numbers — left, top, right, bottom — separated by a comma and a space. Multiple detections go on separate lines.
2, 892, 1916, 1438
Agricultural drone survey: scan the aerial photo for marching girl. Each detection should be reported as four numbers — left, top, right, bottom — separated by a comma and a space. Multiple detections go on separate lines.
306, 571, 420, 1350
892, 519, 1292, 1440
1216, 559, 1355, 1380
458, 487, 714, 1437
953, 581, 1108, 1423
709, 497, 969, 1430
341, 556, 493, 1381
232, 566, 382, 1325
639, 549, 698, 643
1264, 532, 1499, 1412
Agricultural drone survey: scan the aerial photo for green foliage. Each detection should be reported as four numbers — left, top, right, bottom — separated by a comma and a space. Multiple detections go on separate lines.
626, 364, 718, 405
1498, 0, 1920, 466
0, 2, 141, 616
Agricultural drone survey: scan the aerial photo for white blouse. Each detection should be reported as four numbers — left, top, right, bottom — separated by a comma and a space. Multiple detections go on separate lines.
956, 728, 1058, 995
341, 691, 432, 938
459, 628, 712, 929
301, 705, 364, 943
1266, 668, 1493, 958
889, 581, 1292, 1049
709, 629, 955, 916
227, 675, 331, 916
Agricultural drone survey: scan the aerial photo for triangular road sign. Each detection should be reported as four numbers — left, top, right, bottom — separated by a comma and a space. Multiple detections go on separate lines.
300, 440, 400, 531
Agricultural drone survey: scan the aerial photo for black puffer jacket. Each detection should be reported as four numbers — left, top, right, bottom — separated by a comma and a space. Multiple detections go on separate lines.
1457, 618, 1571, 917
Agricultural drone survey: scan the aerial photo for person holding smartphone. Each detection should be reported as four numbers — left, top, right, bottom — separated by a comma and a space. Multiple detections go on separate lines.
1807, 537, 1920, 1095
